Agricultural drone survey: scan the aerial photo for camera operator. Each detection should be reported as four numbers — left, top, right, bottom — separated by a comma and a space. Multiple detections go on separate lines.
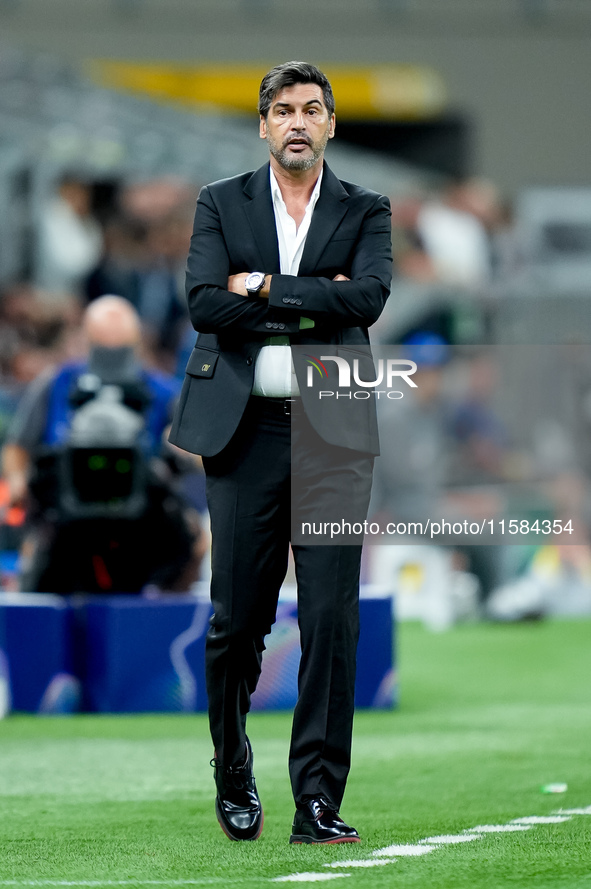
2, 295, 205, 594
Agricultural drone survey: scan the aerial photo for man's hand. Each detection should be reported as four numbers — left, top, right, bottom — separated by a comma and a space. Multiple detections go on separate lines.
2, 443, 30, 507
227, 273, 271, 299
333, 274, 350, 282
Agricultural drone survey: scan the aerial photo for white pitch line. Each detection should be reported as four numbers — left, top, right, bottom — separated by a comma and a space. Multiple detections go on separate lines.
372, 844, 435, 857
554, 807, 591, 815
324, 860, 396, 868
419, 834, 482, 845
271, 875, 350, 883
280, 805, 590, 883
465, 825, 532, 833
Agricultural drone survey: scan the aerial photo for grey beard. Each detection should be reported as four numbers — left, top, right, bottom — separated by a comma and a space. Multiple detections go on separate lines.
271, 146, 322, 171
267, 135, 328, 171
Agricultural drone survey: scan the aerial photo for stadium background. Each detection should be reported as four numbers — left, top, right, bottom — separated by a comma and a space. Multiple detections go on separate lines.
1, 0, 590, 191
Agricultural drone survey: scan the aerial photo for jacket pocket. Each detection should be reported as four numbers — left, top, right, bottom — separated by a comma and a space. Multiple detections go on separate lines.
185, 347, 219, 378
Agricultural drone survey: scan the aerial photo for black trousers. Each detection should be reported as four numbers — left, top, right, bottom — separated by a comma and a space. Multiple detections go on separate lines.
202, 396, 373, 808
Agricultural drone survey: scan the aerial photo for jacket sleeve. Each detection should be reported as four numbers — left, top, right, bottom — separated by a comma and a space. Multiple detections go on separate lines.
268, 193, 392, 328
185, 185, 301, 338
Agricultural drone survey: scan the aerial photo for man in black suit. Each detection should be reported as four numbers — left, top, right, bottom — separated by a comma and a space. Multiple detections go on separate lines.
169, 61, 392, 844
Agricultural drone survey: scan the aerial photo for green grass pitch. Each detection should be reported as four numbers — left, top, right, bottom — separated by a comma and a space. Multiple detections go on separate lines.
1, 619, 590, 888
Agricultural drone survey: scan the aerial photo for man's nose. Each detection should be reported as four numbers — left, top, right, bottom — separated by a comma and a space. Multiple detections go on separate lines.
292, 111, 306, 130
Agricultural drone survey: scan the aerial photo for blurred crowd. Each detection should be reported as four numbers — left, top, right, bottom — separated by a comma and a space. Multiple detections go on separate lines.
1, 169, 590, 622
1, 174, 198, 414
390, 177, 518, 290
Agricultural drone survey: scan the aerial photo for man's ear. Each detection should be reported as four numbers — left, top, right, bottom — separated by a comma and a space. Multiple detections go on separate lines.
328, 114, 336, 140
259, 115, 267, 140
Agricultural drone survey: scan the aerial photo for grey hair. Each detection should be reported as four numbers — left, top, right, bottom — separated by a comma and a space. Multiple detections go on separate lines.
258, 61, 335, 119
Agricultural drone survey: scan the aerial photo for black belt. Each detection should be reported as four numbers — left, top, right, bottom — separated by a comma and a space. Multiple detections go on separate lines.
251, 396, 301, 416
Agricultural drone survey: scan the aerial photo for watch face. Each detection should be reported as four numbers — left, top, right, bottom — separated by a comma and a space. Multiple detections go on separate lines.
246, 272, 265, 292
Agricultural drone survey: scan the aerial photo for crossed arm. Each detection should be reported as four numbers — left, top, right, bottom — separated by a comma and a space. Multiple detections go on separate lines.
227, 272, 350, 296
186, 185, 392, 338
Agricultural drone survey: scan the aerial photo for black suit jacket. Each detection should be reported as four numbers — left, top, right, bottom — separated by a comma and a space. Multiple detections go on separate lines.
169, 161, 392, 457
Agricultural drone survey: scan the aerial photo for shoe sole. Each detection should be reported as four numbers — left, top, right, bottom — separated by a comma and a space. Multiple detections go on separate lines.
215, 798, 264, 841
289, 834, 361, 845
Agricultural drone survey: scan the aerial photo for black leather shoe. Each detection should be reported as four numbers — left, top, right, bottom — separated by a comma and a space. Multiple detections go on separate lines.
211, 737, 263, 841
289, 797, 360, 844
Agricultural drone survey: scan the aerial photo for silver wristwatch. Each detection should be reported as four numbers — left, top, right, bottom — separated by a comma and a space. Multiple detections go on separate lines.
245, 271, 266, 296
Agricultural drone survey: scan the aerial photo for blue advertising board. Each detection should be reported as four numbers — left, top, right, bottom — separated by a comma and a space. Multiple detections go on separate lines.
79, 595, 212, 712
0, 589, 395, 714
0, 592, 80, 713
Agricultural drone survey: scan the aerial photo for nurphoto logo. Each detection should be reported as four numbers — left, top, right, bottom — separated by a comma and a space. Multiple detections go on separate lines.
304, 354, 418, 400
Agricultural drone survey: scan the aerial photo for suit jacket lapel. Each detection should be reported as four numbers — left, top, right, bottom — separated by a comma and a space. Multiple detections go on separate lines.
243, 164, 281, 273
242, 161, 349, 275
298, 163, 349, 276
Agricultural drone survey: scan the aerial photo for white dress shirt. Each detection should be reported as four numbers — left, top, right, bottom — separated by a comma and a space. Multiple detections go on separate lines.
251, 167, 323, 398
